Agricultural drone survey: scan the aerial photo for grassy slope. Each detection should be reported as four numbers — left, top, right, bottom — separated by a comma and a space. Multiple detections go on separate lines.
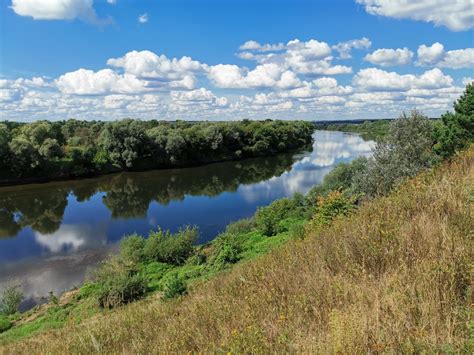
2, 147, 473, 353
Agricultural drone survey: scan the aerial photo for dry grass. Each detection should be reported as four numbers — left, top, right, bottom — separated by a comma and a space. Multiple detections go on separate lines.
2, 147, 473, 354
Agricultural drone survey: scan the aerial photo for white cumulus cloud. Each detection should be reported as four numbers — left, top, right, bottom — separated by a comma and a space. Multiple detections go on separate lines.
356, 0, 474, 31
353, 67, 453, 91
333, 37, 372, 59
56, 68, 148, 95
416, 42, 474, 69
10, 0, 105, 23
364, 47, 413, 67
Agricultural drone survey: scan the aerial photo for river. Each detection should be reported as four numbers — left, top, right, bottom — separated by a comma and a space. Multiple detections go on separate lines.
0, 130, 374, 308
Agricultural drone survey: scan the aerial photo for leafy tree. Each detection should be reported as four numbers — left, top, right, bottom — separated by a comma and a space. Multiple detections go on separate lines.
434, 83, 474, 158
165, 131, 187, 164
353, 110, 434, 196
0, 124, 11, 169
99, 119, 147, 168
8, 136, 41, 174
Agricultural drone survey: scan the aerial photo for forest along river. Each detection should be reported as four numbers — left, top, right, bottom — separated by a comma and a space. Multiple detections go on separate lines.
0, 131, 374, 308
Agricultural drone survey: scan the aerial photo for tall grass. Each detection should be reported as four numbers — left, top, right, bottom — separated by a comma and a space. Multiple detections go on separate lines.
2, 146, 472, 353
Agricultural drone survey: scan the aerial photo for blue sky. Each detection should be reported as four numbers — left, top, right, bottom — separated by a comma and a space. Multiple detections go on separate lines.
0, 0, 473, 121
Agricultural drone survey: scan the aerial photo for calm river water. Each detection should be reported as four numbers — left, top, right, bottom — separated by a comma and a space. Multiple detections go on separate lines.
0, 130, 373, 307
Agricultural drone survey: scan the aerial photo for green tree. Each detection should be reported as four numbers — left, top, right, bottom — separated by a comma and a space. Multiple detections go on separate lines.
9, 136, 41, 174
0, 124, 11, 169
434, 83, 474, 158
353, 110, 434, 196
99, 119, 147, 168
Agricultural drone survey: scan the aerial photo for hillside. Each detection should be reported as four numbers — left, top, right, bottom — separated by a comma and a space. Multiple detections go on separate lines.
2, 145, 472, 353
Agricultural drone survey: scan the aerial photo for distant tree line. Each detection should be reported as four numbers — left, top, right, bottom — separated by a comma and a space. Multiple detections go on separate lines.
314, 119, 391, 141
0, 119, 313, 183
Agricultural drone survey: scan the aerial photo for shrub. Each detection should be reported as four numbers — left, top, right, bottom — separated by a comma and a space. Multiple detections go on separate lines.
0, 281, 23, 315
0, 315, 11, 333
311, 190, 357, 227
224, 218, 256, 235
353, 110, 435, 196
93, 258, 147, 309
163, 274, 187, 300
144, 226, 198, 265
306, 157, 368, 202
255, 195, 305, 236
120, 234, 146, 265
207, 236, 242, 271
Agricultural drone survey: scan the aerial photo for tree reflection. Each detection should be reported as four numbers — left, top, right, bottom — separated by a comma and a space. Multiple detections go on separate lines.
0, 153, 297, 235
0, 188, 69, 237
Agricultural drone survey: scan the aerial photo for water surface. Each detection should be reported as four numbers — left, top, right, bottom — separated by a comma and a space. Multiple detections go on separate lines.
0, 131, 373, 306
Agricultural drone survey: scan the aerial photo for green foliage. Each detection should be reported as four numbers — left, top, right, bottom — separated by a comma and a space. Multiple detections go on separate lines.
256, 194, 306, 236
434, 83, 474, 158
0, 282, 23, 315
353, 110, 435, 196
224, 218, 256, 235
99, 119, 147, 169
0, 315, 12, 333
144, 226, 198, 265
93, 258, 147, 309
307, 157, 368, 201
0, 119, 313, 182
120, 234, 146, 265
207, 234, 242, 271
317, 120, 390, 141
163, 274, 187, 299
310, 190, 356, 227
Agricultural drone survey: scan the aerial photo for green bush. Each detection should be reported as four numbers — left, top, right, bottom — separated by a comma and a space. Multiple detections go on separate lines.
0, 281, 23, 315
224, 218, 256, 235
353, 110, 435, 196
306, 157, 368, 202
255, 195, 305, 236
207, 234, 242, 271
93, 258, 147, 309
311, 190, 356, 227
144, 226, 198, 265
120, 234, 146, 264
0, 315, 12, 333
163, 274, 187, 300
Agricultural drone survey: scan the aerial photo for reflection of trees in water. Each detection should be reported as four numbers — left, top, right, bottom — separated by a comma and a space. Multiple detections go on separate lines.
0, 189, 69, 238
98, 153, 295, 218
0, 153, 296, 235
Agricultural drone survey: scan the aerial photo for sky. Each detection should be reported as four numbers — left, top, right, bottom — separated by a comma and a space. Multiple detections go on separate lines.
0, 0, 473, 122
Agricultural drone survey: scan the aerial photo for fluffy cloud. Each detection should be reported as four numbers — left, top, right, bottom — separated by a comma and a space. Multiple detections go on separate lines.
0, 40, 468, 121
356, 0, 474, 31
416, 42, 474, 69
56, 69, 148, 95
332, 37, 372, 59
353, 68, 453, 91
10, 0, 104, 23
364, 47, 413, 67
237, 38, 352, 76
239, 40, 286, 52
107, 50, 206, 80
208, 63, 302, 89
171, 88, 229, 107
416, 42, 445, 66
